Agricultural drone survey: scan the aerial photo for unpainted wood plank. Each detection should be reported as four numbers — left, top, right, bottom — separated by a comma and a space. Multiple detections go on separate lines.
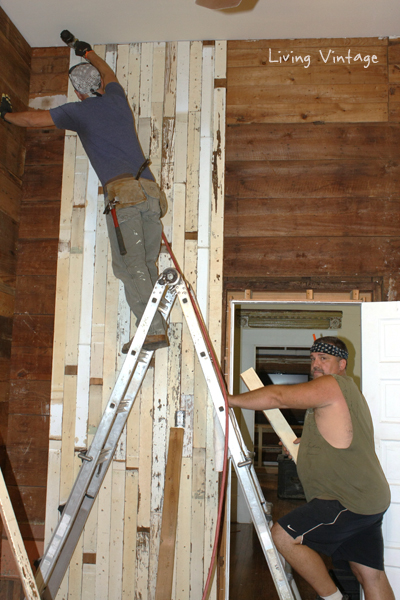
215, 41, 227, 81
9, 380, 50, 415
101, 249, 119, 412
18, 202, 61, 240
388, 41, 400, 64
227, 83, 388, 107
9, 346, 53, 381
154, 427, 184, 600
95, 467, 112, 600
25, 127, 65, 166
227, 45, 387, 69
189, 41, 203, 113
59, 376, 78, 499
225, 159, 400, 198
108, 463, 125, 600
152, 42, 166, 105
225, 122, 400, 161
224, 197, 400, 237
4, 445, 48, 487
0, 469, 40, 600
228, 38, 388, 51
6, 485, 46, 529
389, 64, 400, 84
164, 42, 178, 119
171, 182, 186, 274
122, 469, 138, 600
223, 236, 400, 279
228, 64, 388, 86
0, 30, 31, 104
226, 102, 388, 124
140, 43, 154, 120
193, 357, 208, 450
241, 368, 299, 462
135, 529, 150, 600
0, 168, 22, 222
0, 124, 26, 180
0, 7, 31, 66
0, 290, 14, 320
22, 164, 63, 203
68, 536, 84, 600
11, 315, 55, 348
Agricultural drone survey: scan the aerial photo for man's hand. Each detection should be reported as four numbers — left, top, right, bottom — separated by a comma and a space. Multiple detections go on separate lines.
0, 94, 12, 121
74, 40, 92, 57
279, 438, 301, 460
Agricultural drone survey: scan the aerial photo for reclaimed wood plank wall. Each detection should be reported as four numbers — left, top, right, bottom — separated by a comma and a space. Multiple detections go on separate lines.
1, 40, 70, 594
45, 41, 226, 600
0, 6, 31, 480
224, 38, 400, 300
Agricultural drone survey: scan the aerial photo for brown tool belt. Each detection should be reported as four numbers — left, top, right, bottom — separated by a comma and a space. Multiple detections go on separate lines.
104, 174, 168, 217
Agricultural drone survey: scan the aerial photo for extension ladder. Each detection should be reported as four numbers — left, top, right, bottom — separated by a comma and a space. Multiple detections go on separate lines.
33, 268, 300, 600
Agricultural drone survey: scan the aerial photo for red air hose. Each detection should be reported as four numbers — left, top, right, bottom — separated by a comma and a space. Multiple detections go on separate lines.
162, 232, 229, 600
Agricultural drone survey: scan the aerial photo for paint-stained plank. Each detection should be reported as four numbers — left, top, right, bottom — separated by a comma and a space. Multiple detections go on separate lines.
154, 428, 184, 600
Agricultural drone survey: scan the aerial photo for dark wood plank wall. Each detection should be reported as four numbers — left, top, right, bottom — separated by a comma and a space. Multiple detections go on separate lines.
0, 37, 69, 587
0, 7, 31, 477
224, 38, 400, 300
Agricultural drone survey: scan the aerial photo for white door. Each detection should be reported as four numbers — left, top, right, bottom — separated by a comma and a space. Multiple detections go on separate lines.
361, 302, 400, 594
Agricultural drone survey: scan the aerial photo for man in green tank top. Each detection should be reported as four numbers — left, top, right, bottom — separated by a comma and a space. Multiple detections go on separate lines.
229, 336, 394, 600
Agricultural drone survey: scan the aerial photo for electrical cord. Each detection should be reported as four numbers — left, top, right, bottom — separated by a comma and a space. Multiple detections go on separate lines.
162, 232, 230, 600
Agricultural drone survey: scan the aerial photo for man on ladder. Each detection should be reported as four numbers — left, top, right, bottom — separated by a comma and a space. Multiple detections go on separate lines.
229, 336, 395, 600
1, 30, 168, 352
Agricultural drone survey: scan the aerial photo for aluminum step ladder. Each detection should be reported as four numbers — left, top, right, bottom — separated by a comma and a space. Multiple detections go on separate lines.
33, 267, 300, 600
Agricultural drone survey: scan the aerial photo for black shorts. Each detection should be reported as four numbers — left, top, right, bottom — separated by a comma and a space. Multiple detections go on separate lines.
278, 498, 385, 570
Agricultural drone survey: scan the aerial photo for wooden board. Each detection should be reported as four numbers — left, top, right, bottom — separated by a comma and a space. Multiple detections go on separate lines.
224, 197, 400, 238
223, 236, 400, 278
225, 159, 400, 198
225, 122, 400, 161
0, 468, 40, 599
154, 428, 184, 600
240, 368, 298, 462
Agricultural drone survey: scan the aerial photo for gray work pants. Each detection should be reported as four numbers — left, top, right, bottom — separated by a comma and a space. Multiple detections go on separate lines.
106, 193, 165, 336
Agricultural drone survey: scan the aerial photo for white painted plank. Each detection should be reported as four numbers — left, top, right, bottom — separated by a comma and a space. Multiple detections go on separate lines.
140, 42, 154, 119
127, 43, 141, 122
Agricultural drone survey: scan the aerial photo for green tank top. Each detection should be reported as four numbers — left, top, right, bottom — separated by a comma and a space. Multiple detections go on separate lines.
296, 374, 390, 515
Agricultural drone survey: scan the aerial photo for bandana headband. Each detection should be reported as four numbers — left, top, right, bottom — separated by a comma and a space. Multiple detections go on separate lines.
310, 341, 348, 360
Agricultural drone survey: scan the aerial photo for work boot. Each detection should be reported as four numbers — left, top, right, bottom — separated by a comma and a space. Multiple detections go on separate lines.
122, 333, 169, 354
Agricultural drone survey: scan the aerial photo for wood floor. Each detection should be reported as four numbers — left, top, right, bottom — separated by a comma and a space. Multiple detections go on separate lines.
229, 469, 330, 600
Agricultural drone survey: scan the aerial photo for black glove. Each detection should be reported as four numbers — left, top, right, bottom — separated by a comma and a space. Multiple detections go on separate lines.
0, 94, 12, 120
74, 40, 92, 57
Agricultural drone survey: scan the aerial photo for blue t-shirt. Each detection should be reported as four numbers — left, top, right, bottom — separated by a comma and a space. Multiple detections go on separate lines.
50, 82, 154, 187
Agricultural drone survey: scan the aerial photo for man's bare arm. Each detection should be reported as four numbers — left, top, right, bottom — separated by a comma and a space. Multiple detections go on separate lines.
228, 375, 343, 411
5, 110, 54, 128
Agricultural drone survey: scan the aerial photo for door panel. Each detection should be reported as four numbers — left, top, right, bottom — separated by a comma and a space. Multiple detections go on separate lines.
361, 302, 400, 594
